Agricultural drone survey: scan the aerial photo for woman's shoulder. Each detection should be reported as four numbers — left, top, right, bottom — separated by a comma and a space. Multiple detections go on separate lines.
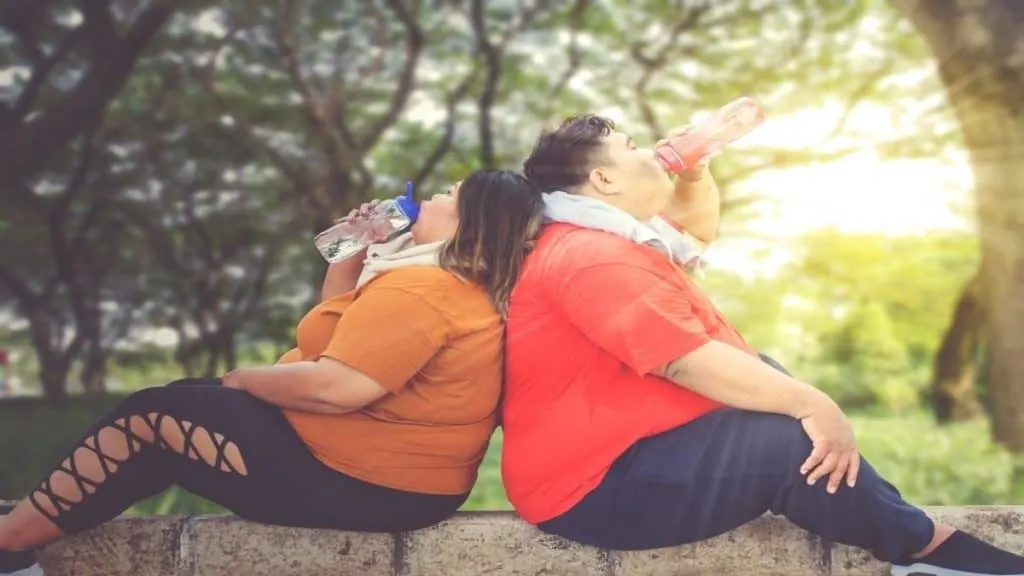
368, 266, 474, 292
365, 267, 497, 318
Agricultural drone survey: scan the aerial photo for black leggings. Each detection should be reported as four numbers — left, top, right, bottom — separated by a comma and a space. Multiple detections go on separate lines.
28, 378, 467, 535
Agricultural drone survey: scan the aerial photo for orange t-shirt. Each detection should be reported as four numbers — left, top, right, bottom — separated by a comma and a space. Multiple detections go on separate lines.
279, 266, 502, 496
502, 224, 755, 524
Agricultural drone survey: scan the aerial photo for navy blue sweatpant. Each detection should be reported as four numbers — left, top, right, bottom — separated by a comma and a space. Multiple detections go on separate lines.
538, 355, 935, 562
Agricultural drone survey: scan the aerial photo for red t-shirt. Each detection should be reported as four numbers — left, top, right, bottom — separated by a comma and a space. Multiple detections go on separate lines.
501, 223, 756, 524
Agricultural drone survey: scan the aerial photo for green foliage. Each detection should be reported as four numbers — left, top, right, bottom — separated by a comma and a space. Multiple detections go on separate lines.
0, 395, 126, 498
463, 430, 511, 511
702, 230, 979, 412
853, 413, 1016, 506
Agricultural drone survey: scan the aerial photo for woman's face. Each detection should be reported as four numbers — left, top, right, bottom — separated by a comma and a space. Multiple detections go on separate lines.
410, 182, 461, 244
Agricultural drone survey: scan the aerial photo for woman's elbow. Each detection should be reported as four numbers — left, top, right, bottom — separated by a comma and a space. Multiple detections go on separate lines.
311, 361, 390, 413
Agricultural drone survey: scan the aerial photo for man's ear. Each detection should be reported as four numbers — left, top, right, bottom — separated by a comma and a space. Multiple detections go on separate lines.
588, 168, 620, 197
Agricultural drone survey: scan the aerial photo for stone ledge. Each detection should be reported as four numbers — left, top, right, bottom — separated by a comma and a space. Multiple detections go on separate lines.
22, 507, 1024, 575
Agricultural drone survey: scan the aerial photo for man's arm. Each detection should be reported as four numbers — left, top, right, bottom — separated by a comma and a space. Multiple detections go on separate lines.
549, 249, 859, 492
654, 341, 825, 419
654, 341, 860, 493
659, 164, 720, 250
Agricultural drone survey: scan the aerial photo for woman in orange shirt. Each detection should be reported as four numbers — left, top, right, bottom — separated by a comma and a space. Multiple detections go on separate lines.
0, 169, 543, 576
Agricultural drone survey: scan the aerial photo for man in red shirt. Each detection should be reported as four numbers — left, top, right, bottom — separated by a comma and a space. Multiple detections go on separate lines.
502, 114, 1024, 576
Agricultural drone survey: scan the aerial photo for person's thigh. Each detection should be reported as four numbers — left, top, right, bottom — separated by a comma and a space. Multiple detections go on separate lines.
542, 408, 811, 549
164, 377, 223, 387
106, 384, 314, 523
134, 384, 464, 531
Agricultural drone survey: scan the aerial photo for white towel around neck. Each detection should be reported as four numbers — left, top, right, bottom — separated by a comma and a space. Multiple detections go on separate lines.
354, 233, 444, 289
541, 191, 706, 272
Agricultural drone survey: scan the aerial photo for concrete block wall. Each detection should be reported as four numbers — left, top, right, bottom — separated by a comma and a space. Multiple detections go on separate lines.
16, 507, 1024, 575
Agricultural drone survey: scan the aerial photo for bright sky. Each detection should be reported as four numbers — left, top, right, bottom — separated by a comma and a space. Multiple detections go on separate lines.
697, 103, 975, 278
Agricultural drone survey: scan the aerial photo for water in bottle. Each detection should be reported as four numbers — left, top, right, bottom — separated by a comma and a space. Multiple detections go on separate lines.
655, 97, 765, 173
314, 181, 421, 263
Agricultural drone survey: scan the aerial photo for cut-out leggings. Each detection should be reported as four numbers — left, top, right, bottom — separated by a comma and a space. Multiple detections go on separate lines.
28, 378, 467, 535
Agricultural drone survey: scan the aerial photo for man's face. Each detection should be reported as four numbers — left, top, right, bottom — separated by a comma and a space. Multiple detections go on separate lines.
586, 130, 674, 220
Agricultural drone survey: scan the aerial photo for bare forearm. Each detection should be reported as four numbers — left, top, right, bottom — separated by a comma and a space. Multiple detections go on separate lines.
661, 167, 721, 245
658, 341, 829, 418
321, 248, 368, 301
234, 363, 351, 414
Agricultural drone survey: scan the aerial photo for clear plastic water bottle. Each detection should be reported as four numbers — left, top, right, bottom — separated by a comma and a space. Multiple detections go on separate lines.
655, 97, 765, 173
314, 182, 421, 263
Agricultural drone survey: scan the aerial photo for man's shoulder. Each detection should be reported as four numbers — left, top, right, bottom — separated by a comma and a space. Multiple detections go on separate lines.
533, 223, 670, 273
537, 224, 645, 263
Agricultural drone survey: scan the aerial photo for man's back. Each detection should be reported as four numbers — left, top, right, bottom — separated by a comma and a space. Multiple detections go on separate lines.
502, 223, 752, 524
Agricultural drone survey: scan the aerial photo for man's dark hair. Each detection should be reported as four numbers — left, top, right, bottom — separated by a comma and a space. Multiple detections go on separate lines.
523, 115, 615, 193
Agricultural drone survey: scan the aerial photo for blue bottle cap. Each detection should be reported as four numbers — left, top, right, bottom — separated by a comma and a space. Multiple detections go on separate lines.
394, 181, 420, 222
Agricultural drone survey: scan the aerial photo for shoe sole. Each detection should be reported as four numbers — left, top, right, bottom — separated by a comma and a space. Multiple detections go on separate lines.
892, 563, 1024, 576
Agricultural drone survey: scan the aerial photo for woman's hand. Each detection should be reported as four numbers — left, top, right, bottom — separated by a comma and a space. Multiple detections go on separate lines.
340, 198, 381, 223
222, 369, 247, 390
339, 198, 394, 244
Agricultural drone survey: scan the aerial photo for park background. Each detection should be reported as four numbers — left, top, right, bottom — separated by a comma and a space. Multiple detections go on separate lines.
2, 0, 1024, 514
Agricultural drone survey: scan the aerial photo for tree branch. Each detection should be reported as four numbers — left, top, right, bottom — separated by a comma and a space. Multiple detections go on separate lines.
13, 27, 83, 120
0, 0, 175, 183
413, 70, 479, 187
360, 0, 423, 151
630, 5, 709, 139
546, 0, 588, 102
471, 0, 501, 167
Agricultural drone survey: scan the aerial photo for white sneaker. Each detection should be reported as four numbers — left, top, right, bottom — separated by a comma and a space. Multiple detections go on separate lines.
892, 565, 1024, 576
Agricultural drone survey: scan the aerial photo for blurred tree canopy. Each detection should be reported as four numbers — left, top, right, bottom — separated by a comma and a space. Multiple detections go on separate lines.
703, 230, 979, 412
1, 0, 949, 402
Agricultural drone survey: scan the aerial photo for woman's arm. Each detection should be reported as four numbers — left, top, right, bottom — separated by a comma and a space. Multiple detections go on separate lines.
320, 248, 368, 301
227, 282, 449, 414
319, 201, 382, 300
224, 358, 386, 414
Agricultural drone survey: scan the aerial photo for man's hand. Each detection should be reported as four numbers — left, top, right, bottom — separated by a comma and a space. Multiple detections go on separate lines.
657, 342, 860, 495
656, 124, 711, 181
797, 395, 861, 494
657, 124, 719, 246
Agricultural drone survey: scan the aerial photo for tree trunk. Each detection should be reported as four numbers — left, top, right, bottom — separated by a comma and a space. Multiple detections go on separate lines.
974, 129, 1024, 451
80, 345, 107, 395
174, 341, 199, 379
893, 0, 1024, 450
931, 268, 985, 422
39, 361, 69, 404
223, 334, 238, 373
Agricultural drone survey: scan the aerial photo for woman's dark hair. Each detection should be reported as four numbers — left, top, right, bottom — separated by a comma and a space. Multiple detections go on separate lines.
439, 169, 544, 318
523, 114, 616, 193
